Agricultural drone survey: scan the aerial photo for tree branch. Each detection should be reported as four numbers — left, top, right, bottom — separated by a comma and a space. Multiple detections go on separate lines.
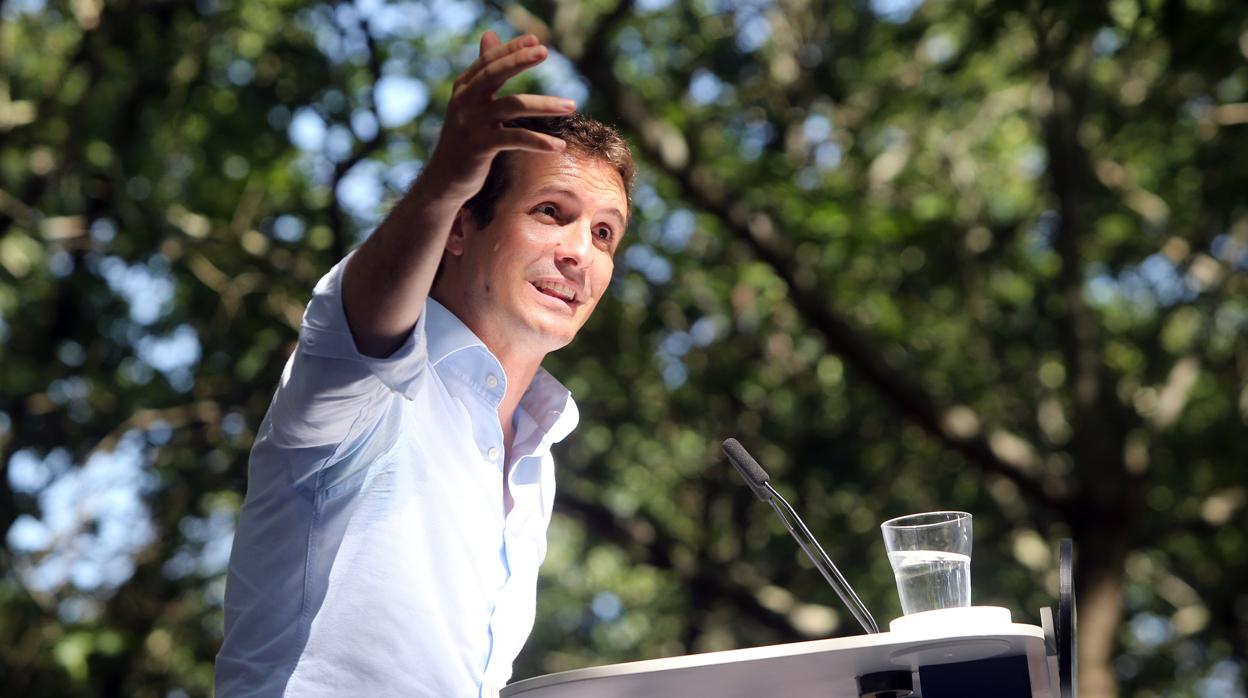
326, 0, 388, 260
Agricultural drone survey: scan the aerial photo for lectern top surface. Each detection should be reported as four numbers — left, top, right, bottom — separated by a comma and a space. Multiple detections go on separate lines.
502, 624, 1053, 698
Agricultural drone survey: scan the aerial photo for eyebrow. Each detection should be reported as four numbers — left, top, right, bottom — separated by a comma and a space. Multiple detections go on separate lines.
532, 186, 627, 226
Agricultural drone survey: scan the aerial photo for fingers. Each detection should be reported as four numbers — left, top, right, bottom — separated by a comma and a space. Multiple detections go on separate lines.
490, 94, 576, 121
459, 34, 539, 88
462, 44, 548, 100
488, 126, 566, 154
479, 30, 501, 56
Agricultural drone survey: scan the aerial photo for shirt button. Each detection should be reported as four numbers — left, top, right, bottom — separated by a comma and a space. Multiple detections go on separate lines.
487, 447, 499, 461
485, 374, 499, 389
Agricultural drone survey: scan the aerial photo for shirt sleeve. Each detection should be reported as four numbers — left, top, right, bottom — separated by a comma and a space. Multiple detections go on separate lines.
263, 251, 429, 467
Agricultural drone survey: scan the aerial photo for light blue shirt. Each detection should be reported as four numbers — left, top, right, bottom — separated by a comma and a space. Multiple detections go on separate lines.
216, 254, 579, 697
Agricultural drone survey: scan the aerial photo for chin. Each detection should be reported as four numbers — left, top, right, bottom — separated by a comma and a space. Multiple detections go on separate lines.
517, 300, 593, 351
536, 325, 578, 351
514, 314, 574, 351
536, 317, 584, 349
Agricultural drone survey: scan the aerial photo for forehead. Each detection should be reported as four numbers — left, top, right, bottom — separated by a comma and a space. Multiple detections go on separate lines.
504, 151, 629, 219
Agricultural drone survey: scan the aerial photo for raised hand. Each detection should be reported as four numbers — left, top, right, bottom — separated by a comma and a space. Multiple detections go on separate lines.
341, 32, 576, 358
423, 31, 575, 204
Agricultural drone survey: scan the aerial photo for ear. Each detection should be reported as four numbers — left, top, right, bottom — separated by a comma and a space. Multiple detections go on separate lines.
446, 208, 475, 257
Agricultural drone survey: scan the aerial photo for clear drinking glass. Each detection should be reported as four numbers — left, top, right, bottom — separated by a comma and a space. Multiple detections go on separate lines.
881, 511, 973, 615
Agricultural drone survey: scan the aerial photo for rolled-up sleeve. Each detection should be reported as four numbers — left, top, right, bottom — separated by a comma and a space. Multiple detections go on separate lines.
298, 252, 429, 399
264, 252, 429, 462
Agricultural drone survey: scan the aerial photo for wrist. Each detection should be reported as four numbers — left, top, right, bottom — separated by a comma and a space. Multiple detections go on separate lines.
405, 161, 473, 219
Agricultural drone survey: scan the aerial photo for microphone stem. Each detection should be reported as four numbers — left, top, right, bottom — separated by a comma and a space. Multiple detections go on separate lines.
766, 484, 880, 635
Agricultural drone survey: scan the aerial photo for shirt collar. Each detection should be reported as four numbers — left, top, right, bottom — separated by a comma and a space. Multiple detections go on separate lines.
519, 369, 579, 447
425, 298, 489, 366
425, 298, 579, 446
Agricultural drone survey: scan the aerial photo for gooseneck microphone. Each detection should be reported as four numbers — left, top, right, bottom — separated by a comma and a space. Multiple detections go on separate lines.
722, 438, 880, 635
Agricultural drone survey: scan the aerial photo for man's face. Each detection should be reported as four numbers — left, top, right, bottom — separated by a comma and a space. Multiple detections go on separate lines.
440, 151, 628, 356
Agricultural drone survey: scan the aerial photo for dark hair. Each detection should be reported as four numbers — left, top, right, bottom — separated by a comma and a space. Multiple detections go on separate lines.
462, 114, 635, 226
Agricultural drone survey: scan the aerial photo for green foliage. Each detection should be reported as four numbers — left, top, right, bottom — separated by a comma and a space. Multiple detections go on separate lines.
2, 0, 1246, 696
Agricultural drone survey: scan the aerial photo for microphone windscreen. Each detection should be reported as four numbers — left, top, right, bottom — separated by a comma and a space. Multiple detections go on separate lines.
721, 438, 772, 501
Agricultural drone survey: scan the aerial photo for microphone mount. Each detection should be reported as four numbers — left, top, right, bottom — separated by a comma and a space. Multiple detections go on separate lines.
723, 438, 880, 635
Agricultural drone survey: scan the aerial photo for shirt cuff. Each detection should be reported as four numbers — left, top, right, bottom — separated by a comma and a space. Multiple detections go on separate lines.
297, 251, 429, 400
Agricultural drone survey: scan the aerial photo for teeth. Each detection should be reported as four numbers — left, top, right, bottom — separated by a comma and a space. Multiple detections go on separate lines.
533, 280, 576, 302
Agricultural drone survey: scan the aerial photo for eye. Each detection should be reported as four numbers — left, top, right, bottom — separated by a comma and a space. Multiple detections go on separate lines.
594, 226, 615, 243
533, 203, 559, 220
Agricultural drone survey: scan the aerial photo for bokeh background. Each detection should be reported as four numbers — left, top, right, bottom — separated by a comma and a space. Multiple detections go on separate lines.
2, 0, 1247, 696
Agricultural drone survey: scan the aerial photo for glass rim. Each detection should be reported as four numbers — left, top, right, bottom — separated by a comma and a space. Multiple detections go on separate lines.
880, 510, 972, 530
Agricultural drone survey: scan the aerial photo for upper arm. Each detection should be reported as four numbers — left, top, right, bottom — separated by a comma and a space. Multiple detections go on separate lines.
264, 253, 430, 461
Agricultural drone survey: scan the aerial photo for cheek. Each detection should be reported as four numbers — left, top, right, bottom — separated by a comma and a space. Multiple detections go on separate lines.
588, 261, 614, 300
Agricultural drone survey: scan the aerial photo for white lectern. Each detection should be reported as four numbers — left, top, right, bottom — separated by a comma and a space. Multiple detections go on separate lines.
503, 613, 1054, 697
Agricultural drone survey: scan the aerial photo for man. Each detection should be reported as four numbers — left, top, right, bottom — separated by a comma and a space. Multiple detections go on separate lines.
215, 31, 634, 696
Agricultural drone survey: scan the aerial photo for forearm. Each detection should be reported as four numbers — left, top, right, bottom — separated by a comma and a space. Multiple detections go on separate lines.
341, 173, 463, 358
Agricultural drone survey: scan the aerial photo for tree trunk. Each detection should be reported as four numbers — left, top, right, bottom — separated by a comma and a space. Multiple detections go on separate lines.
1074, 510, 1135, 697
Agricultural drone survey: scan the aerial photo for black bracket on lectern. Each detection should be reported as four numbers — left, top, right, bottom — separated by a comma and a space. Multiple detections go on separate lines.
1040, 538, 1078, 698
856, 670, 913, 697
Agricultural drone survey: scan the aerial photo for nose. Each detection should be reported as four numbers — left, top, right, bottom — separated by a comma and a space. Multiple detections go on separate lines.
555, 219, 593, 268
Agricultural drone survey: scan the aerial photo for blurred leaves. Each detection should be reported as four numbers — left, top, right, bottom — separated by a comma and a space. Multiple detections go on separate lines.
2, 0, 1247, 696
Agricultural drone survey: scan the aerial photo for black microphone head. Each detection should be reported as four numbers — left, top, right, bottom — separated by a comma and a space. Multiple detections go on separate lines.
721, 438, 773, 502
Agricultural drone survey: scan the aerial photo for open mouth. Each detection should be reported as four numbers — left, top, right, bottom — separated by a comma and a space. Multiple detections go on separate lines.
531, 280, 579, 308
